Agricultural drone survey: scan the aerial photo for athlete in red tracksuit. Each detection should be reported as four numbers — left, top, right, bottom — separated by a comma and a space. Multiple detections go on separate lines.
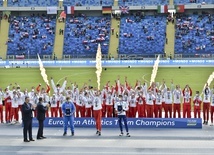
10, 91, 19, 123
4, 88, 12, 123
105, 91, 114, 117
84, 92, 93, 117
193, 91, 202, 119
210, 89, 214, 126
129, 93, 137, 118
159, 81, 167, 113
202, 84, 211, 125
173, 85, 182, 118
154, 90, 162, 118
91, 90, 102, 136
136, 93, 146, 117
0, 89, 3, 123
50, 94, 58, 117
182, 85, 192, 118
145, 90, 155, 118
51, 77, 67, 117
164, 88, 173, 118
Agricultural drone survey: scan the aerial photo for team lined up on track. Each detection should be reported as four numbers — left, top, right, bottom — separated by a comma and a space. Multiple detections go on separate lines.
0, 76, 214, 126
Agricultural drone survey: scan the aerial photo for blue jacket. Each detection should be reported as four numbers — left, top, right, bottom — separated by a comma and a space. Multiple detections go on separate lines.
62, 101, 76, 117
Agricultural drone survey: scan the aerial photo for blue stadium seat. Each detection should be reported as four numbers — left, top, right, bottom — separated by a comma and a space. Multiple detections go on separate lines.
118, 0, 169, 6
7, 15, 56, 56
63, 15, 111, 57
174, 0, 214, 5
118, 15, 167, 55
7, 0, 58, 7
0, 0, 3, 6
63, 0, 113, 6
175, 14, 214, 54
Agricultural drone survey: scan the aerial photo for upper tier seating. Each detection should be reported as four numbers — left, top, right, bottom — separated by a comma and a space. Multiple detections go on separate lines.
175, 14, 214, 54
118, 0, 169, 6
118, 14, 167, 55
174, 0, 214, 5
7, 15, 56, 56
63, 15, 111, 57
7, 0, 58, 7
63, 0, 113, 6
0, 0, 3, 6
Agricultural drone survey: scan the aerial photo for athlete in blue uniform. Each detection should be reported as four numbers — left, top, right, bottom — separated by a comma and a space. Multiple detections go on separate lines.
62, 97, 76, 136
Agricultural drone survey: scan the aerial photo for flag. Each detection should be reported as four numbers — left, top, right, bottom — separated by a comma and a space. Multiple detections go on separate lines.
64, 6, 75, 14
102, 6, 112, 14
175, 5, 185, 13
47, 6, 57, 14
157, 5, 168, 13
119, 6, 129, 14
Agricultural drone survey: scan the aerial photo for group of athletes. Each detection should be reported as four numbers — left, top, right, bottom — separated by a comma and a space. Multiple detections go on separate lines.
0, 76, 214, 126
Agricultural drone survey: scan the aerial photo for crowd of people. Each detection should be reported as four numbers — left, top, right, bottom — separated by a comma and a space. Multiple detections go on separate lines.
0, 76, 214, 125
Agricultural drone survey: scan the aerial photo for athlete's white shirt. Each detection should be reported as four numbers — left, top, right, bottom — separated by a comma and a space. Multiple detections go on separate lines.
114, 100, 128, 115
0, 91, 4, 105
146, 93, 155, 105
193, 95, 202, 107
123, 94, 129, 105
11, 94, 19, 108
137, 95, 144, 105
4, 92, 12, 103
203, 88, 211, 103
92, 96, 102, 110
83, 96, 93, 108
173, 89, 182, 104
155, 94, 162, 105
105, 94, 114, 106
56, 94, 65, 107
28, 91, 35, 104
211, 93, 214, 106
50, 96, 58, 108
183, 91, 191, 103
164, 91, 173, 104
129, 96, 137, 107
76, 93, 84, 106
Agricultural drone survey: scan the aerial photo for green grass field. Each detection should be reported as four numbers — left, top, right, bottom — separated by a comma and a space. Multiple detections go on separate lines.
0, 67, 213, 95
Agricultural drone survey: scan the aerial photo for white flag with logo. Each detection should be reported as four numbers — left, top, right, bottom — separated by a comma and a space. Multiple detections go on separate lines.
47, 7, 57, 14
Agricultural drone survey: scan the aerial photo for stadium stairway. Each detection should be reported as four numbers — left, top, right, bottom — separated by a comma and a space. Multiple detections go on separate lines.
108, 0, 120, 59
164, 0, 175, 59
52, 1, 65, 60
114, 0, 118, 5
0, 9, 10, 60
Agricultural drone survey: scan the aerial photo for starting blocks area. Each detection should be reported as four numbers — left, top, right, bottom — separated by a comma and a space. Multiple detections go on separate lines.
32, 117, 202, 128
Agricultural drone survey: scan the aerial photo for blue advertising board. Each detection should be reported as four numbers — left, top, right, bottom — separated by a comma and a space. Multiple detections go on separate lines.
1, 60, 214, 67
32, 117, 202, 129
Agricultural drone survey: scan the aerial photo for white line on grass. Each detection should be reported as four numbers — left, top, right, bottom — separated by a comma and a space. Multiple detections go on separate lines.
142, 74, 149, 83
57, 71, 91, 84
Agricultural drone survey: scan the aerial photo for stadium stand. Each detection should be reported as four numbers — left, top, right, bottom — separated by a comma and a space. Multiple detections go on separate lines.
63, 0, 114, 6
175, 14, 214, 55
63, 15, 111, 57
174, 0, 214, 5
118, 0, 169, 6
118, 14, 167, 56
7, 0, 58, 7
0, 0, 3, 7
7, 15, 56, 57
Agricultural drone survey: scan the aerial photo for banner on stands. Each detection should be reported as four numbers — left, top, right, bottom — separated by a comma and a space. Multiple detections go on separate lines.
1, 60, 214, 67
32, 118, 202, 128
